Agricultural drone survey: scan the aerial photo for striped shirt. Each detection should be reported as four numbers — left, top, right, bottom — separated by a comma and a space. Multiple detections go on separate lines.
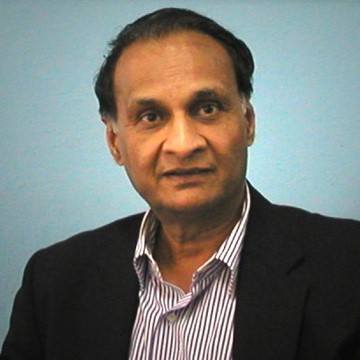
129, 184, 250, 360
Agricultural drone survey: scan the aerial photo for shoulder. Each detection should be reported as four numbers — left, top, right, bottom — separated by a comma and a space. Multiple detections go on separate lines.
251, 184, 360, 239
249, 184, 360, 262
269, 202, 360, 273
271, 201, 360, 242
40, 212, 144, 254
27, 212, 144, 277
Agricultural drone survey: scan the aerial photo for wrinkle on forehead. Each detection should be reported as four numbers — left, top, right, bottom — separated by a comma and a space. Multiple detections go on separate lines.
113, 31, 238, 112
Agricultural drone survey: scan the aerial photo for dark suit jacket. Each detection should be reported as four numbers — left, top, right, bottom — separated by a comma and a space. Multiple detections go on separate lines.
1, 186, 360, 359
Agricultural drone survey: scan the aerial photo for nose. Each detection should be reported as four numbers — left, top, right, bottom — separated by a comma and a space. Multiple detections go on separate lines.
162, 114, 207, 158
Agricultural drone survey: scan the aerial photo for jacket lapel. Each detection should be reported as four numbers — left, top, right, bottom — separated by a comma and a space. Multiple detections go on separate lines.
94, 215, 143, 359
233, 187, 308, 360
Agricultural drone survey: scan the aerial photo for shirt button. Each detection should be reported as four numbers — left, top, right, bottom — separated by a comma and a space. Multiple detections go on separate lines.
166, 313, 177, 323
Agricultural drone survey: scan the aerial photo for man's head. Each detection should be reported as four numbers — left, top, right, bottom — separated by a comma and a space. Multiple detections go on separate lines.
97, 8, 255, 221
94, 7, 254, 121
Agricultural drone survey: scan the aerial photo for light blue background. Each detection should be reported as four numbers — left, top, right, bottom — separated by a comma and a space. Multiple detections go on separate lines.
1, 0, 359, 344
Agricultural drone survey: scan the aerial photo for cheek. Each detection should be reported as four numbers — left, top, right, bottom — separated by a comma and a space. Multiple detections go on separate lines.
214, 124, 248, 156
119, 136, 156, 173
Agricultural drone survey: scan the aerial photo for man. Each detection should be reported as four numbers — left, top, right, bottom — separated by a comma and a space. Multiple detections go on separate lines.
1, 8, 360, 360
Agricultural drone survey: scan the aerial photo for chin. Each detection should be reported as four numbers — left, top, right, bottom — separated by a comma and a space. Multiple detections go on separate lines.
155, 194, 228, 217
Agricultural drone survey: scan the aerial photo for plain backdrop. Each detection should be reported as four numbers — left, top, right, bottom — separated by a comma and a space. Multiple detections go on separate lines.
1, 0, 359, 344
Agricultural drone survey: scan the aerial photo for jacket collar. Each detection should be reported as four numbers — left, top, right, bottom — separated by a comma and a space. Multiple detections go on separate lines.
233, 185, 307, 359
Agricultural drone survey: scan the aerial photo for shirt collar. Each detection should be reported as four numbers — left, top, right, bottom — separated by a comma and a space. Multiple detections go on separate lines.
215, 182, 250, 270
133, 210, 158, 291
214, 183, 250, 293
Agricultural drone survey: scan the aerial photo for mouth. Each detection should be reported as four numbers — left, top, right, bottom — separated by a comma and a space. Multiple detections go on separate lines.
162, 167, 214, 178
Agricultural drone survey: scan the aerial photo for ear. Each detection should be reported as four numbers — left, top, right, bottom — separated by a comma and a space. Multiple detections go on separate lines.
244, 102, 256, 146
104, 119, 124, 166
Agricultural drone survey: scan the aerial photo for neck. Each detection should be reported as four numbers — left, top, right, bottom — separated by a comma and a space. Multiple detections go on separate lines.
152, 185, 246, 291
155, 211, 240, 264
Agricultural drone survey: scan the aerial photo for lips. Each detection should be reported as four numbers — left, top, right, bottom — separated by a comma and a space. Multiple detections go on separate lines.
162, 167, 214, 177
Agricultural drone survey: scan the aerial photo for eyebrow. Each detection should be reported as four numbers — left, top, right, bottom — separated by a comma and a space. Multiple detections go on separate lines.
191, 88, 226, 101
132, 87, 229, 109
136, 98, 160, 107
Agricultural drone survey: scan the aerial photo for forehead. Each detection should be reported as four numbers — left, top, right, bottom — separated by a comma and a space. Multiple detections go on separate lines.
113, 31, 237, 101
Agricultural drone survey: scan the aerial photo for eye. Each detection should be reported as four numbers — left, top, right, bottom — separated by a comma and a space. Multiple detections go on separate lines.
197, 102, 221, 117
139, 111, 160, 123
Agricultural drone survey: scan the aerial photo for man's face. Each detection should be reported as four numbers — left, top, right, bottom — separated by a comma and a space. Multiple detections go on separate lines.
106, 31, 255, 218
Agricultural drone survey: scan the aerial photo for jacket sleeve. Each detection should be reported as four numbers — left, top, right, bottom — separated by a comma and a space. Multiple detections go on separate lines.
1, 254, 44, 359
